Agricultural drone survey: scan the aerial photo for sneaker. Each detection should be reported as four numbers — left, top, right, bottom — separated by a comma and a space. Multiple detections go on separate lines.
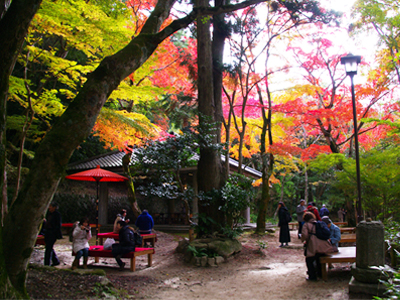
306, 277, 317, 281
51, 261, 60, 267
279, 244, 284, 247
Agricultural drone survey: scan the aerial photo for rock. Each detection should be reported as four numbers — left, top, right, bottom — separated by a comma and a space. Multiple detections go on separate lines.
184, 250, 194, 263
194, 257, 201, 267
200, 256, 207, 267
207, 257, 216, 267
175, 239, 190, 254
207, 238, 242, 258
215, 256, 224, 265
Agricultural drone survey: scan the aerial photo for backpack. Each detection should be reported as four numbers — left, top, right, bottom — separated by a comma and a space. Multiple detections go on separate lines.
312, 221, 331, 240
285, 211, 292, 223
134, 232, 143, 246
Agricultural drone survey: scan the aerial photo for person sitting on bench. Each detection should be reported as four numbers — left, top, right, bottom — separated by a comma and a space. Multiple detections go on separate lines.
112, 221, 136, 271
113, 209, 130, 233
135, 209, 154, 235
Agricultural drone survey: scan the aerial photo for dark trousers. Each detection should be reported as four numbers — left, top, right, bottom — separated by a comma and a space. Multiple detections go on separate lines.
44, 234, 59, 266
305, 253, 324, 279
112, 244, 135, 267
298, 221, 304, 236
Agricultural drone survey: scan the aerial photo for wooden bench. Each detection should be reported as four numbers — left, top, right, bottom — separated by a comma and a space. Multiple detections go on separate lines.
340, 227, 356, 234
98, 232, 157, 247
339, 233, 356, 245
320, 246, 356, 281
73, 245, 155, 272
288, 222, 298, 230
334, 222, 348, 227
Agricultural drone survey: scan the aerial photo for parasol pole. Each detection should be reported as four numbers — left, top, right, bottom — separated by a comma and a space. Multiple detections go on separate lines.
95, 179, 99, 245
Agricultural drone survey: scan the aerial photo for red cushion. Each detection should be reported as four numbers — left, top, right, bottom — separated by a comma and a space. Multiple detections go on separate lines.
35, 235, 45, 245
83, 245, 155, 258
98, 232, 119, 239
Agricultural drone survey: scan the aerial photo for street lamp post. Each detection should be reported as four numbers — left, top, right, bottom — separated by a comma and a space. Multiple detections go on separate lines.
340, 53, 362, 223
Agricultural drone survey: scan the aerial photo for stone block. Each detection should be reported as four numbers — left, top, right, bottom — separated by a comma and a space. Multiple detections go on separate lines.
356, 221, 385, 268
349, 276, 387, 297
200, 256, 208, 267
215, 256, 224, 265
194, 257, 201, 267
207, 257, 216, 267
352, 264, 394, 284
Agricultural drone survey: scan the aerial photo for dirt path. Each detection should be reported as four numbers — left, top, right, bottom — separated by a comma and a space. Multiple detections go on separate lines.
29, 229, 366, 299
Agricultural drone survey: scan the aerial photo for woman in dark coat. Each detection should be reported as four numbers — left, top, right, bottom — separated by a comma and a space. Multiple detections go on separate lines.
278, 202, 291, 247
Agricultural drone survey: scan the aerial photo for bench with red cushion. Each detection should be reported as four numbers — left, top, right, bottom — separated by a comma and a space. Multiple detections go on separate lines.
73, 245, 155, 272
35, 235, 45, 245
98, 232, 157, 247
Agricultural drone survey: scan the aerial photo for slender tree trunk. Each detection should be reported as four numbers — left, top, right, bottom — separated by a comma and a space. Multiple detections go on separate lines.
304, 168, 308, 202
122, 153, 141, 218
280, 175, 285, 202
255, 84, 274, 234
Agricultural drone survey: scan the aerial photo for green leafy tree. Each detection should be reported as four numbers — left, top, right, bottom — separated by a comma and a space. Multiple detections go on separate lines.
129, 130, 198, 223
352, 0, 400, 83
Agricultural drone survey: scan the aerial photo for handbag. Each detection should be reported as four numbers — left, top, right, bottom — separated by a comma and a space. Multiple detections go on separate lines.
103, 238, 116, 250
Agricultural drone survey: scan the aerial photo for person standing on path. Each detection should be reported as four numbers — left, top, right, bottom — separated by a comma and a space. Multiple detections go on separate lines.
43, 202, 63, 266
307, 202, 321, 221
341, 208, 347, 222
337, 208, 343, 222
296, 199, 306, 239
319, 204, 329, 218
278, 202, 291, 247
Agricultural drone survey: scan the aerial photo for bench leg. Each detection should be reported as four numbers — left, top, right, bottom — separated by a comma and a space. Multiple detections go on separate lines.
148, 253, 153, 267
151, 238, 155, 247
95, 257, 99, 263
321, 262, 327, 281
131, 257, 136, 272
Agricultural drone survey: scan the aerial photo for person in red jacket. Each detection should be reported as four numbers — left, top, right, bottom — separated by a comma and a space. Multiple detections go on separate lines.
306, 202, 321, 221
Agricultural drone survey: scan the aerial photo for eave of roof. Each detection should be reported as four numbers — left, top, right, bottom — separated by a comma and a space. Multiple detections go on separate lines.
67, 151, 262, 179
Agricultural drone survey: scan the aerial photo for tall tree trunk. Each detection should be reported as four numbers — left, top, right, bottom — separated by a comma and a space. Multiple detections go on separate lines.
196, 0, 226, 235
0, 0, 44, 297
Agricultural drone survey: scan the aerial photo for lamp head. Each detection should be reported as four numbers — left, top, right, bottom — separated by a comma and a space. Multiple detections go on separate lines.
340, 53, 361, 76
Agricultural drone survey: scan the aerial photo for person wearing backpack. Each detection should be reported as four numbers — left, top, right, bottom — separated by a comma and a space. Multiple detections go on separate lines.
112, 221, 136, 271
301, 211, 334, 281
278, 202, 291, 248
71, 217, 92, 270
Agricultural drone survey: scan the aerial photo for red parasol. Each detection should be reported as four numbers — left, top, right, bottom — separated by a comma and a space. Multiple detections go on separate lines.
66, 165, 128, 244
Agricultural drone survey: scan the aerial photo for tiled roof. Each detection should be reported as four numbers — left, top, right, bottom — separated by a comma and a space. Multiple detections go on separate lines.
67, 151, 262, 179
